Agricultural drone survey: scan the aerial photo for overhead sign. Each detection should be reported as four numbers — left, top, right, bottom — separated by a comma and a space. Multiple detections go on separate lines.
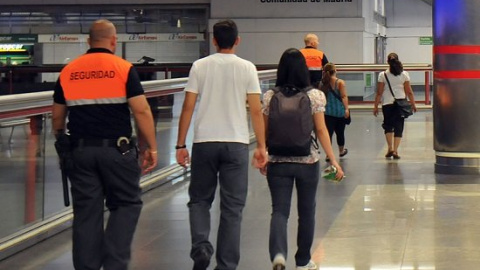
0, 44, 28, 51
119, 33, 204, 42
39, 34, 87, 43
0, 34, 37, 44
419, 36, 433, 45
38, 33, 204, 43
212, 0, 358, 18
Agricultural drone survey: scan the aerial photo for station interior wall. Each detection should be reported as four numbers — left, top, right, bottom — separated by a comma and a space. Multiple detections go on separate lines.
1, 0, 433, 88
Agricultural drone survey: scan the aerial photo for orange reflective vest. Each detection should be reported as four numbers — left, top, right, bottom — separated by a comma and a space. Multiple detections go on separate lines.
59, 52, 132, 106
300, 48, 324, 70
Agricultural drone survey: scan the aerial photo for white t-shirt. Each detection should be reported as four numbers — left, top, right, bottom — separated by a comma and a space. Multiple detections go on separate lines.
185, 53, 261, 144
378, 70, 410, 105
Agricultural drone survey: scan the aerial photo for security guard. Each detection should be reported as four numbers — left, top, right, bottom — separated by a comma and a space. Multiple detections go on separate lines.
52, 19, 158, 270
300, 33, 330, 88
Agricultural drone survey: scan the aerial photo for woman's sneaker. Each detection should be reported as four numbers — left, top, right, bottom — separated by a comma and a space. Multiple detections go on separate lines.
296, 260, 318, 270
272, 254, 286, 270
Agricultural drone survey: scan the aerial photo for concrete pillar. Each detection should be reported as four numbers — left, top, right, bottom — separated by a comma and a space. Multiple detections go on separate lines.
434, 0, 480, 174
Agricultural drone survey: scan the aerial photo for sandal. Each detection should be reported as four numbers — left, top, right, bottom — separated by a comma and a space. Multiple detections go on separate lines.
340, 148, 348, 157
392, 152, 401, 159
385, 151, 394, 158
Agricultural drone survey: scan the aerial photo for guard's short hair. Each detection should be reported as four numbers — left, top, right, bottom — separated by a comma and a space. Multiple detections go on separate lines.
304, 33, 318, 46
89, 19, 115, 42
213, 20, 238, 49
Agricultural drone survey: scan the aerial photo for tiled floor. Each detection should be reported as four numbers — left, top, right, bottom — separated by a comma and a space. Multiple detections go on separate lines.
3, 109, 480, 270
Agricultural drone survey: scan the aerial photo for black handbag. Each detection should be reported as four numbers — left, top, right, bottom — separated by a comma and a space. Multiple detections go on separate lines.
384, 72, 413, 118
329, 79, 351, 125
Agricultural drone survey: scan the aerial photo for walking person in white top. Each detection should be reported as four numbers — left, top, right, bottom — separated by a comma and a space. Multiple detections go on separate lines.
175, 19, 268, 270
374, 52, 417, 159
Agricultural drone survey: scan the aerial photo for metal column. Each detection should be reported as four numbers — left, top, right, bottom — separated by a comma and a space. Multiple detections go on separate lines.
434, 0, 480, 174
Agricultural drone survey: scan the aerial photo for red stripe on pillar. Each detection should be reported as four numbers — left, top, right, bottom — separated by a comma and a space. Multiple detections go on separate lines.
434, 46, 480, 54
435, 71, 480, 79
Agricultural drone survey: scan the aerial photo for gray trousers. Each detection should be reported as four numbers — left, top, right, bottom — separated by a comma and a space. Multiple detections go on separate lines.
69, 145, 142, 270
188, 142, 249, 270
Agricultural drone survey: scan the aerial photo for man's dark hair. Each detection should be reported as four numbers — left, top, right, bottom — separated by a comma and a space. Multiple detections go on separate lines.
213, 20, 238, 49
275, 48, 310, 89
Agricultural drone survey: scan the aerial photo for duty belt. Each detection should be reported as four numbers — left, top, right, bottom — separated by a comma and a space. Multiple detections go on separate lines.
72, 137, 130, 148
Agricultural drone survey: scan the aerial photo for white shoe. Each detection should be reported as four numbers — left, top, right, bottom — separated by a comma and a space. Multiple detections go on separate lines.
272, 254, 286, 270
296, 260, 317, 270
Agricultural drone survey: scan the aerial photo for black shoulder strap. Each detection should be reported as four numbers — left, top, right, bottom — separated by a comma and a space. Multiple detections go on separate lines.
383, 72, 396, 99
274, 85, 313, 95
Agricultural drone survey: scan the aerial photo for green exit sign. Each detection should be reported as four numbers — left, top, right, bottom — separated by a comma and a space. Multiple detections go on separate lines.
419, 36, 433, 45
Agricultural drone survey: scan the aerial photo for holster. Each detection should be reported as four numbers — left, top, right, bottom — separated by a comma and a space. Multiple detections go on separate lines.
54, 133, 72, 206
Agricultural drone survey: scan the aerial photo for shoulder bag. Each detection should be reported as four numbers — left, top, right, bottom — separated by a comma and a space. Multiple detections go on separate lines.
329, 79, 351, 125
383, 72, 413, 118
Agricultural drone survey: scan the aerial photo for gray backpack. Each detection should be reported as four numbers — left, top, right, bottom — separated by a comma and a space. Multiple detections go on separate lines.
267, 86, 315, 156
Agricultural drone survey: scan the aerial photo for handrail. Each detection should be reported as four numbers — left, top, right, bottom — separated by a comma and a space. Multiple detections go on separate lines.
0, 78, 190, 120
0, 64, 433, 120
334, 63, 432, 71
0, 70, 279, 120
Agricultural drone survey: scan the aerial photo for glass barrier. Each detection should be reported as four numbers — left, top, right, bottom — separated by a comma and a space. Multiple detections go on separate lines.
0, 78, 190, 258
0, 64, 431, 259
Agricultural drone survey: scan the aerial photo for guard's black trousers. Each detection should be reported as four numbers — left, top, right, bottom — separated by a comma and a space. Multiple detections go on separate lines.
68, 144, 142, 270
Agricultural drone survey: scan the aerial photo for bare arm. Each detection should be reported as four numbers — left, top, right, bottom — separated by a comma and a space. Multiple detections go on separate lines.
175, 92, 197, 167
247, 93, 268, 168
373, 82, 385, 117
313, 112, 344, 179
404, 81, 417, 112
129, 95, 157, 172
129, 95, 157, 150
52, 103, 67, 137
176, 92, 197, 147
338, 79, 350, 117
247, 94, 266, 149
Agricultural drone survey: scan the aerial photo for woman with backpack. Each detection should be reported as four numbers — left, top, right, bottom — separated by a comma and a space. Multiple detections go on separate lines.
373, 52, 417, 159
261, 48, 344, 270
320, 62, 350, 161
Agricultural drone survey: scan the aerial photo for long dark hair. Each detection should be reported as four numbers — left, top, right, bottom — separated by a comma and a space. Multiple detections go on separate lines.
275, 48, 310, 92
320, 62, 336, 95
387, 52, 403, 76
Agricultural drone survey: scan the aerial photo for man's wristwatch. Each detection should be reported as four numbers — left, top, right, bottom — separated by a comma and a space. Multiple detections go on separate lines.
175, 145, 187, 150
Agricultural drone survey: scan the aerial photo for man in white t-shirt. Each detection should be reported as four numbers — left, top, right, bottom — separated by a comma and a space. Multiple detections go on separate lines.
175, 19, 267, 270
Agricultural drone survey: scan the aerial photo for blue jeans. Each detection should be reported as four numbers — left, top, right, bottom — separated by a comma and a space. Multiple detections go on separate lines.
267, 162, 319, 266
188, 142, 249, 270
